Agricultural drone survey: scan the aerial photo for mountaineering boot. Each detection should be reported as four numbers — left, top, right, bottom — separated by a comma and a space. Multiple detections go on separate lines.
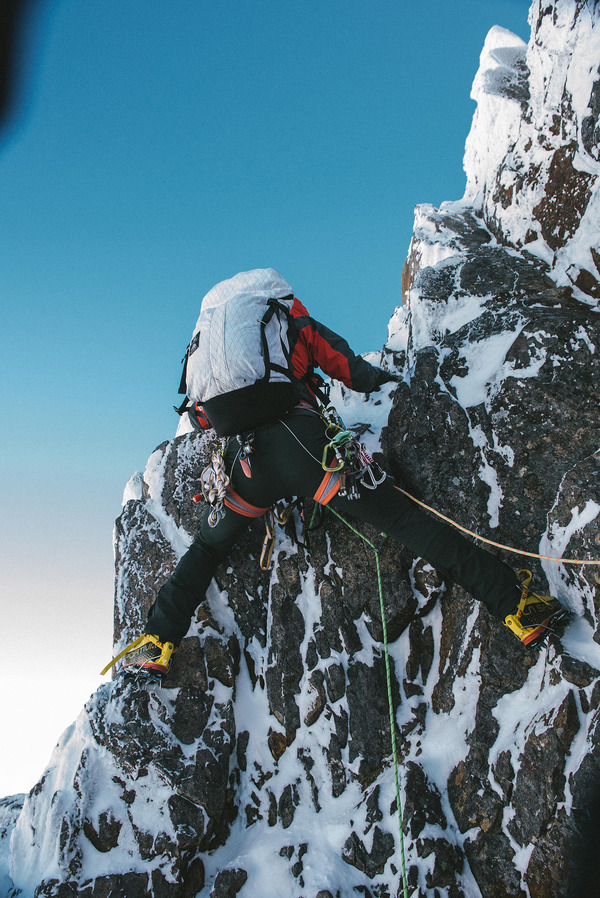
121, 633, 176, 675
100, 633, 177, 677
504, 571, 567, 646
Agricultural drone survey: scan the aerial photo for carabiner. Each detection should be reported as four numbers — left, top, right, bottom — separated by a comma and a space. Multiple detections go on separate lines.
360, 465, 387, 490
322, 443, 345, 472
260, 511, 276, 570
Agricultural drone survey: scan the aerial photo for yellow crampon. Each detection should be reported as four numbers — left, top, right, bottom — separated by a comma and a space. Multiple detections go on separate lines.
100, 633, 176, 676
503, 570, 564, 645
100, 635, 147, 676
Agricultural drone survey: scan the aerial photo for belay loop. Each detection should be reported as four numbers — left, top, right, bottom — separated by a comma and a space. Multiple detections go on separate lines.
200, 440, 230, 527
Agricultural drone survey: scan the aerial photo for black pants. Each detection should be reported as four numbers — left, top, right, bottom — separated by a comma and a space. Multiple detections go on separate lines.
147, 408, 520, 644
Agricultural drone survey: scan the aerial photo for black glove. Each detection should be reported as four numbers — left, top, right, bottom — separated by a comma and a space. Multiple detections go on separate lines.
377, 369, 403, 385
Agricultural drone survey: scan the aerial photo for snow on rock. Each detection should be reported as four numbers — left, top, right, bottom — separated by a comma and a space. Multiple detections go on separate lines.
4, 2, 600, 897
462, 0, 600, 303
463, 26, 529, 216
0, 795, 24, 896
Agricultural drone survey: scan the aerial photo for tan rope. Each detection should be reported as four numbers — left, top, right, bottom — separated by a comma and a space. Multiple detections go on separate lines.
395, 486, 599, 566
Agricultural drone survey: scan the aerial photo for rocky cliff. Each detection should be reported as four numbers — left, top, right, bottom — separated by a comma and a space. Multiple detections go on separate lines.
2, 1, 600, 896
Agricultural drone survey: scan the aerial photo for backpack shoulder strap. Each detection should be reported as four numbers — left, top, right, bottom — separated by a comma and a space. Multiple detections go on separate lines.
260, 295, 295, 381
177, 332, 201, 397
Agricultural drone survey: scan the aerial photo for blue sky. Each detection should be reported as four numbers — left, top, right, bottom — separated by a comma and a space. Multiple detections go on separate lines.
0, 0, 530, 796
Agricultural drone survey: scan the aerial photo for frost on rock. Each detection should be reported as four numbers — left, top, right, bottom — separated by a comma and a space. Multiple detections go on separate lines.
461, 0, 600, 302
4, 2, 600, 897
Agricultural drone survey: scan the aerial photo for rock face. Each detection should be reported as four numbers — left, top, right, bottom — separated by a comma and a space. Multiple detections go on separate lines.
4, 2, 600, 896
460, 1, 600, 302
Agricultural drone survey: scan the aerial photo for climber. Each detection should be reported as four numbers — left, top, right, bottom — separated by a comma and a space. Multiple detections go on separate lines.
103, 269, 565, 678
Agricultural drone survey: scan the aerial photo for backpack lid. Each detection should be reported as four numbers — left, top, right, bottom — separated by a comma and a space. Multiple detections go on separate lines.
194, 268, 294, 324
183, 269, 296, 406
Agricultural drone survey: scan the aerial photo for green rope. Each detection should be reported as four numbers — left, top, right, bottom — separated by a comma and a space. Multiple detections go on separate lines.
326, 506, 409, 898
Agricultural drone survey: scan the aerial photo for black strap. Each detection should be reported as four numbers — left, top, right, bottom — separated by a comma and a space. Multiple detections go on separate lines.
174, 396, 191, 416
297, 369, 330, 407
269, 362, 290, 376
260, 295, 295, 384
177, 332, 201, 396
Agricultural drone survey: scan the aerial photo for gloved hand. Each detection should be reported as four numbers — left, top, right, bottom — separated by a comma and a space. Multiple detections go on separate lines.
377, 369, 403, 385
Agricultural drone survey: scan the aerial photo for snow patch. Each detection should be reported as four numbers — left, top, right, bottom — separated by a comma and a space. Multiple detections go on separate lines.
122, 470, 144, 504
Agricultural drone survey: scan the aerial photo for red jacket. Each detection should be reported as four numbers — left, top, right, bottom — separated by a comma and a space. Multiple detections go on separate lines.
182, 297, 389, 432
289, 298, 387, 399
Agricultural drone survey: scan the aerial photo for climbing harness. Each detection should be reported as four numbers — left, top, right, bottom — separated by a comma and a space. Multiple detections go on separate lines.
325, 507, 409, 898
395, 486, 600, 566
194, 435, 305, 570
195, 403, 388, 570
256, 405, 387, 568
196, 435, 269, 527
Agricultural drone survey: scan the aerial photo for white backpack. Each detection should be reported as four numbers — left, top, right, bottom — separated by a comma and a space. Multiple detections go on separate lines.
178, 269, 300, 436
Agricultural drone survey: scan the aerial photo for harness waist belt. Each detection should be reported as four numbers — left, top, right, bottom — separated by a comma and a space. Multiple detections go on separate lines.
225, 469, 339, 520
224, 485, 270, 518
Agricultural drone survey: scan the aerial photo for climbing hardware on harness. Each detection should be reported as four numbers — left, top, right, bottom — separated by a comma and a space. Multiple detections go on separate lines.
259, 500, 302, 570
199, 439, 230, 527
320, 405, 386, 499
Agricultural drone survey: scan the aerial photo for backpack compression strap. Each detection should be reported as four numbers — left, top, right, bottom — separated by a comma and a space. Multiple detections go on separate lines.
177, 331, 201, 399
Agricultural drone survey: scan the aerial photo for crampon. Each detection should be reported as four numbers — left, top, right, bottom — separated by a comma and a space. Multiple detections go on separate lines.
504, 571, 570, 647
100, 633, 176, 678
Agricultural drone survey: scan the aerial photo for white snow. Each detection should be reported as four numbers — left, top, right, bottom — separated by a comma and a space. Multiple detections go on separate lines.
328, 367, 397, 458
142, 445, 193, 558
462, 7, 600, 301
386, 304, 409, 353
540, 499, 600, 622
463, 27, 528, 215
122, 470, 144, 504
448, 328, 524, 409
6, 5, 600, 896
